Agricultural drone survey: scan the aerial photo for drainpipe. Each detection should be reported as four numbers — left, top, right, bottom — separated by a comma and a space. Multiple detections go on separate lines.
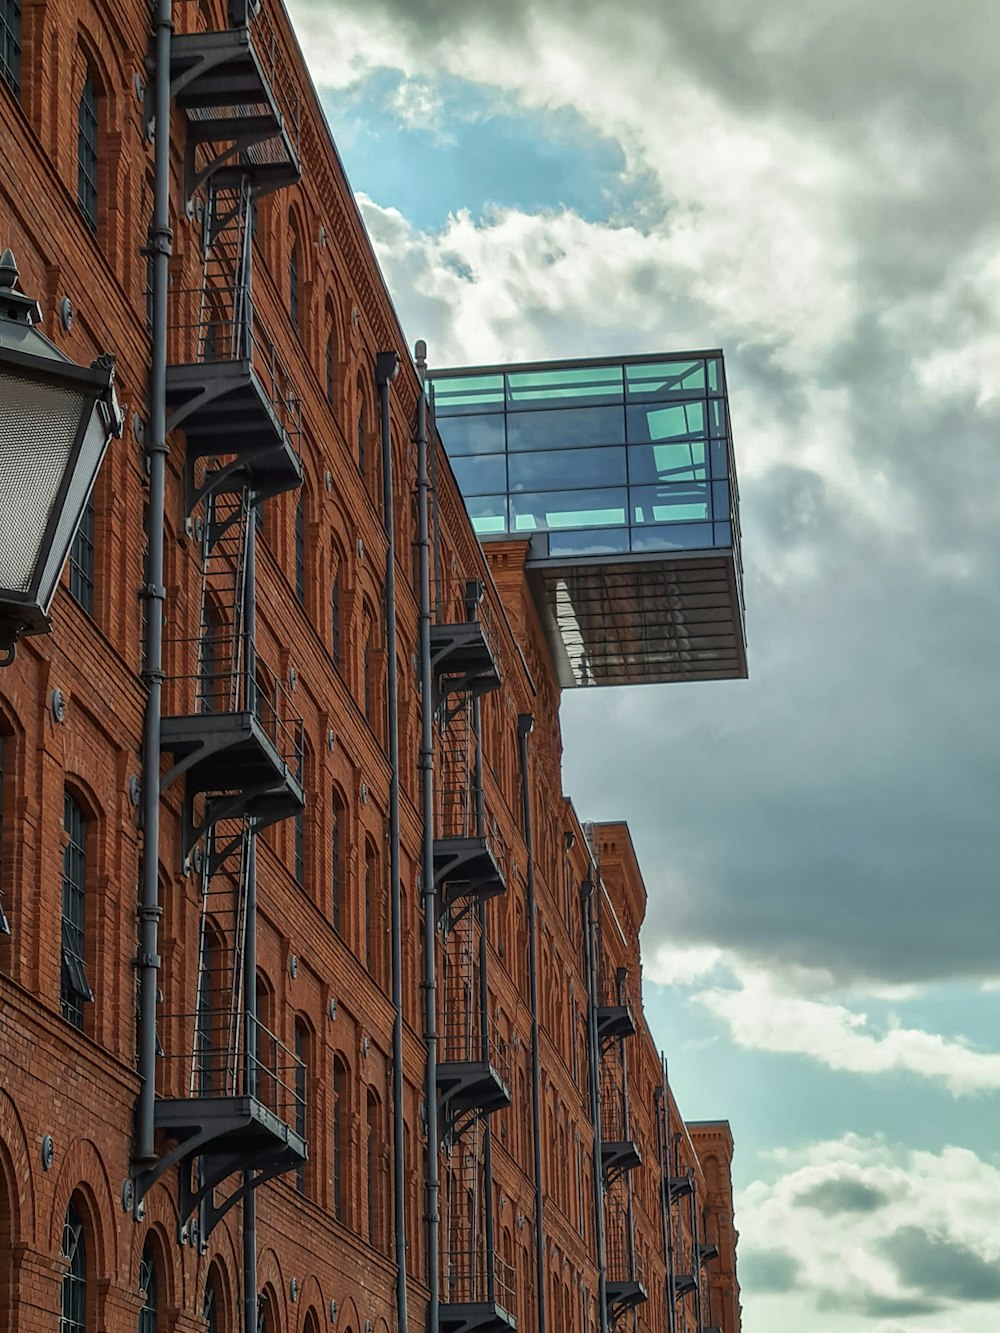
135, 0, 172, 1176
689, 1175, 703, 1333
516, 715, 546, 1333
377, 351, 408, 1332
583, 876, 609, 1333
618, 969, 637, 1288
242, 508, 258, 1333
415, 340, 440, 1330
655, 1065, 677, 1333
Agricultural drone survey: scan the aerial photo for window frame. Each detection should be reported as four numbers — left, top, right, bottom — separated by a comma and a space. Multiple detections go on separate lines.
77, 69, 99, 230
60, 793, 93, 1029
0, 0, 21, 97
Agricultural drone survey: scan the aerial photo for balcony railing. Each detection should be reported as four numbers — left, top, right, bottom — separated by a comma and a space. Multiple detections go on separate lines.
444, 1248, 516, 1315
440, 1016, 511, 1088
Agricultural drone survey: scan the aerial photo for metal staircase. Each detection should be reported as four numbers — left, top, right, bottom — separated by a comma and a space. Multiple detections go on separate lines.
433, 583, 514, 1332
605, 1185, 648, 1325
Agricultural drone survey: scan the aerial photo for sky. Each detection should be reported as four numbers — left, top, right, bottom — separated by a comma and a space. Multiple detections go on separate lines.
284, 3, 1000, 1330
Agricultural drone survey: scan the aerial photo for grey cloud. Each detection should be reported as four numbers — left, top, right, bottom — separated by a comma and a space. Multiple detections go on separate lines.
794, 1178, 890, 1215
881, 1226, 1000, 1302
817, 1290, 945, 1319
737, 1248, 801, 1293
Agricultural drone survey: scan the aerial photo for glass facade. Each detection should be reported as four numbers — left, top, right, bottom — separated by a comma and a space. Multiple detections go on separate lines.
429, 353, 746, 687
430, 355, 737, 559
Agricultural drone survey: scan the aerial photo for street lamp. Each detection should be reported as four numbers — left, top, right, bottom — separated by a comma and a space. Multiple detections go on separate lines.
0, 249, 123, 661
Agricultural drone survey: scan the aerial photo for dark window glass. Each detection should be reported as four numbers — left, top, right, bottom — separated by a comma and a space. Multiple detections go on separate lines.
200, 602, 225, 714
196, 931, 219, 1094
332, 1057, 346, 1221
547, 528, 629, 558
61, 1201, 87, 1333
331, 568, 341, 669
436, 413, 505, 457
77, 72, 98, 230
69, 495, 95, 615
367, 1091, 380, 1245
0, 734, 8, 935
325, 334, 335, 405
289, 240, 299, 331
510, 487, 626, 534
363, 629, 372, 721
138, 1242, 157, 1333
364, 847, 375, 973
294, 497, 305, 604
629, 482, 710, 525
629, 522, 713, 553
451, 454, 506, 496
628, 439, 707, 485
331, 791, 343, 931
203, 1281, 218, 1333
294, 1022, 307, 1192
294, 809, 304, 886
626, 400, 705, 444
508, 446, 626, 494
506, 405, 624, 452
0, 0, 21, 96
357, 409, 365, 477
61, 794, 91, 1028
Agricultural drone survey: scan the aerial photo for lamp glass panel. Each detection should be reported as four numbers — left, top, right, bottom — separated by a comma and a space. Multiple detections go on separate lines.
0, 371, 90, 593
37, 401, 109, 611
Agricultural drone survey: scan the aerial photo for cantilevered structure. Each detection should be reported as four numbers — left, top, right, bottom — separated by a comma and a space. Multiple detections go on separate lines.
429, 352, 747, 687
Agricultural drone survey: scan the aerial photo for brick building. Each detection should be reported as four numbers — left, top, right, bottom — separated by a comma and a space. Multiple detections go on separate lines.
0, 1, 743, 1332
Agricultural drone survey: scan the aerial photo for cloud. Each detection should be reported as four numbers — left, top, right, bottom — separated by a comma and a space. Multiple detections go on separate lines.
795, 1178, 890, 1215
738, 1135, 1000, 1327
738, 1248, 801, 1293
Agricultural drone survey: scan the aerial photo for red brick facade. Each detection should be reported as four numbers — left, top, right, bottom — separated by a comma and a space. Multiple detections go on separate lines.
0, 1, 741, 1331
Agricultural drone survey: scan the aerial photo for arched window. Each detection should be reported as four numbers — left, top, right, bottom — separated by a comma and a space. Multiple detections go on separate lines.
254, 973, 277, 1112
61, 793, 92, 1028
293, 1019, 308, 1193
203, 1272, 219, 1333
60, 1198, 87, 1333
366, 1088, 383, 1248
332, 1054, 348, 1222
200, 599, 226, 714
77, 69, 99, 230
137, 1238, 158, 1333
1, 1, 21, 97
294, 493, 306, 604
357, 386, 366, 478
331, 787, 345, 932
331, 556, 342, 670
69, 495, 95, 614
325, 332, 335, 406
364, 841, 377, 974
196, 927, 224, 1094
289, 234, 300, 332
362, 616, 374, 722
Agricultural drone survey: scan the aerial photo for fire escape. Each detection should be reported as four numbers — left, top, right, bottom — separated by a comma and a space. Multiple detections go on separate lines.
599, 968, 647, 1327
669, 1167, 717, 1333
135, 0, 306, 1240
432, 583, 515, 1333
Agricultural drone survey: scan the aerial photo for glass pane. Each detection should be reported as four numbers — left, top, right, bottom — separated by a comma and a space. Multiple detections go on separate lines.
712, 480, 730, 520
437, 413, 505, 456
707, 358, 721, 392
630, 483, 710, 524
549, 528, 630, 557
509, 447, 626, 493
628, 441, 706, 485
626, 401, 705, 443
467, 495, 507, 535
714, 520, 732, 547
709, 439, 730, 479
511, 487, 627, 532
451, 454, 506, 495
432, 374, 504, 414
507, 405, 625, 451
709, 399, 727, 436
625, 359, 706, 399
631, 522, 713, 552
506, 363, 624, 408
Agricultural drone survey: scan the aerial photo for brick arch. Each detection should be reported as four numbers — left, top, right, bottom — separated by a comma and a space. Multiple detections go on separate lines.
131, 1223, 175, 1326
48, 1136, 118, 1277
334, 1294, 361, 1332
0, 1072, 34, 1252
297, 1277, 326, 1333
131, 1186, 183, 1307
256, 1250, 289, 1333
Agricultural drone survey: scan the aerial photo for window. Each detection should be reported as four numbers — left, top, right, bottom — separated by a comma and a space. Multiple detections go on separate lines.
200, 601, 225, 713
294, 495, 305, 604
363, 621, 373, 721
366, 1089, 383, 1247
60, 1200, 87, 1333
331, 789, 345, 932
61, 794, 92, 1028
196, 929, 222, 1094
325, 333, 335, 405
138, 1240, 158, 1333
357, 407, 365, 477
332, 1055, 348, 1222
293, 809, 304, 886
289, 237, 300, 331
77, 71, 99, 230
331, 565, 341, 669
203, 1273, 220, 1333
294, 1021, 308, 1193
364, 842, 377, 974
0, 0, 21, 97
69, 495, 95, 614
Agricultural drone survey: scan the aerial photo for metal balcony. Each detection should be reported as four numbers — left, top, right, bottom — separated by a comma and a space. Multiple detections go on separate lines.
674, 1273, 697, 1299
139, 1012, 306, 1239
596, 980, 636, 1048
431, 619, 501, 700
438, 1029, 512, 1126
601, 1136, 642, 1186
433, 833, 506, 912
441, 1251, 517, 1333
170, 2, 301, 200
698, 1243, 720, 1266
605, 1279, 648, 1322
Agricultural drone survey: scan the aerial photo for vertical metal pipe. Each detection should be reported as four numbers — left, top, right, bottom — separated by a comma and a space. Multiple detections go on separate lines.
690, 1178, 703, 1333
516, 715, 547, 1333
618, 972, 637, 1284
658, 1060, 678, 1333
242, 510, 258, 1333
378, 359, 409, 1332
583, 877, 610, 1333
415, 341, 440, 1331
135, 0, 173, 1173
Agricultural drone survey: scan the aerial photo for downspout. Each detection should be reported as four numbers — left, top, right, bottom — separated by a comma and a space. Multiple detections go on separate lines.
242, 508, 258, 1333
618, 970, 637, 1287
657, 1059, 678, 1333
583, 876, 610, 1333
516, 715, 547, 1333
135, 0, 172, 1176
377, 351, 408, 1332
415, 340, 440, 1332
690, 1176, 703, 1333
